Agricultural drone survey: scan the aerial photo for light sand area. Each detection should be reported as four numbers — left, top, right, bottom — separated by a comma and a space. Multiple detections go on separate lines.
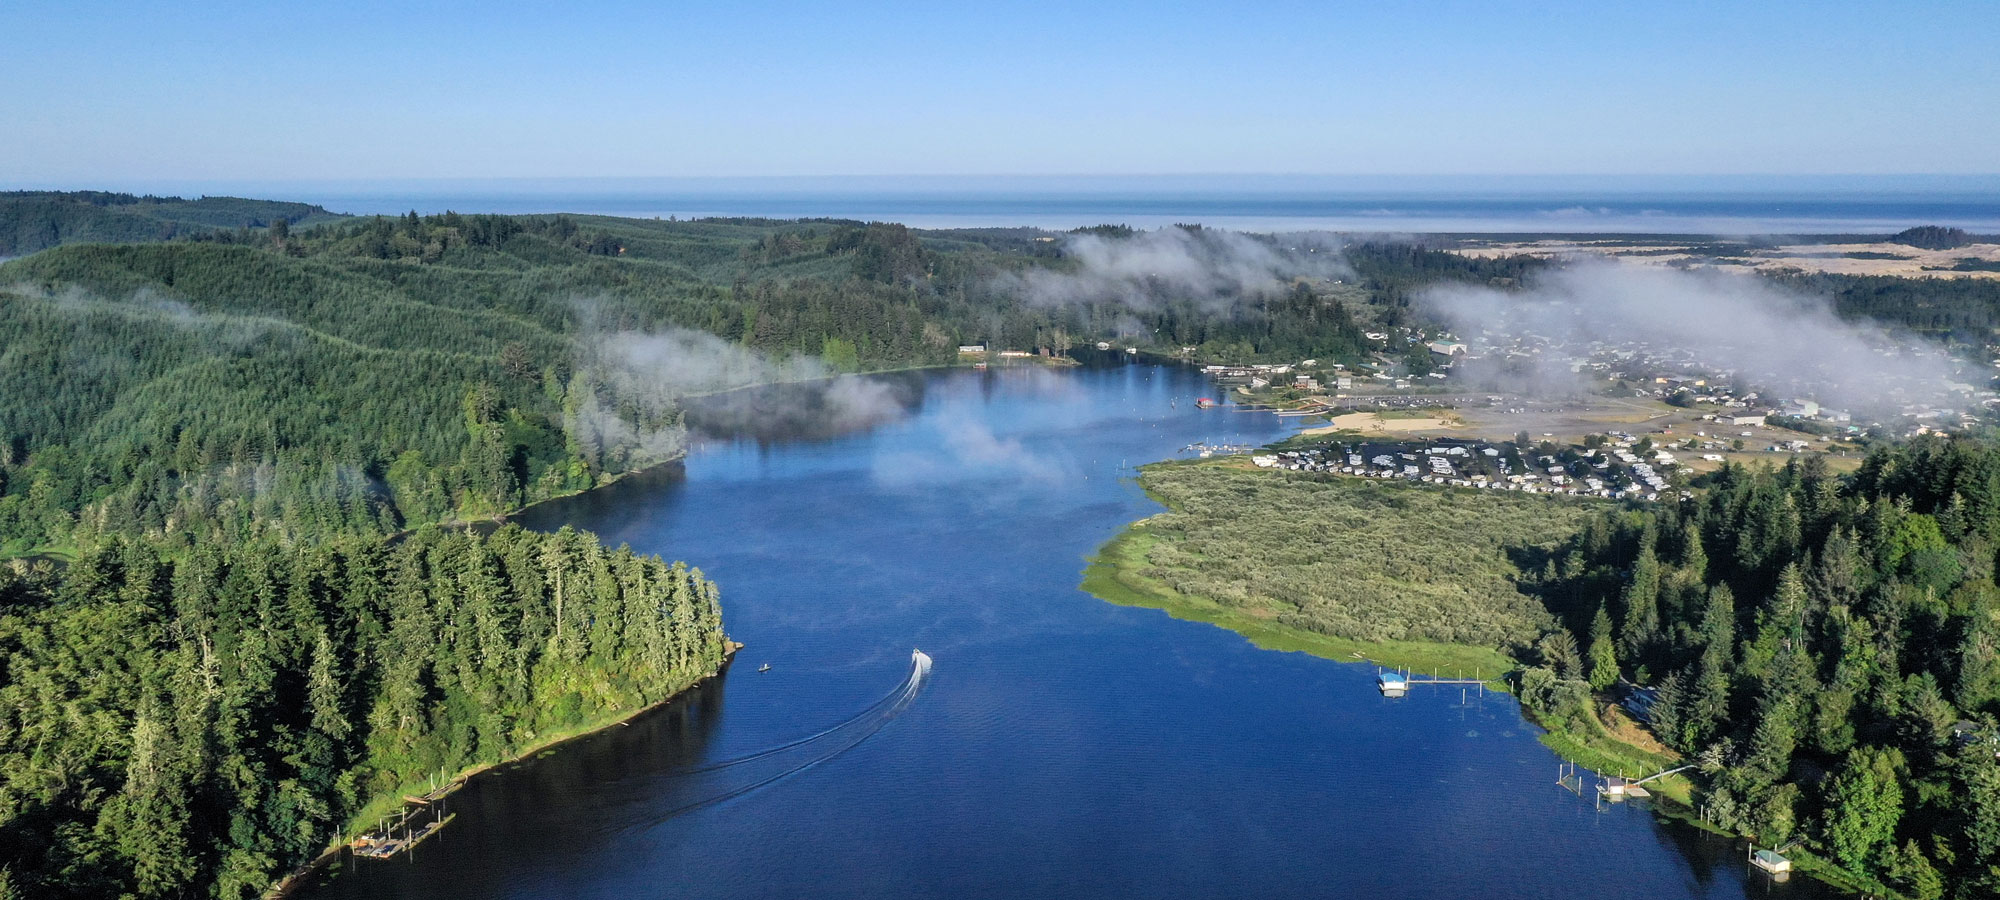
1453, 239, 2000, 279
1302, 412, 1461, 435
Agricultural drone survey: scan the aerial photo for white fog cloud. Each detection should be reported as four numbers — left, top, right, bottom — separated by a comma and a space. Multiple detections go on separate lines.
1418, 259, 1963, 414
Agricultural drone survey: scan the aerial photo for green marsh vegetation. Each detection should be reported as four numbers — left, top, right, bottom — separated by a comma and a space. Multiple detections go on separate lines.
1100, 437, 2000, 898
1086, 462, 1593, 660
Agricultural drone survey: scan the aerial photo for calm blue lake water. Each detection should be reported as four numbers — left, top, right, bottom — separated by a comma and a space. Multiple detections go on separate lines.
294, 360, 1827, 900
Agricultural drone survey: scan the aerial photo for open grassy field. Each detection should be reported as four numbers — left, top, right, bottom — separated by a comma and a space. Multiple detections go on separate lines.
1085, 462, 1601, 663
1079, 463, 1717, 796
1083, 528, 1515, 682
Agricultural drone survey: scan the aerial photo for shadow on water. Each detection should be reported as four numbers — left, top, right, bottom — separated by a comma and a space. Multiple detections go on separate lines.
302, 671, 731, 898
511, 461, 689, 535
680, 371, 927, 444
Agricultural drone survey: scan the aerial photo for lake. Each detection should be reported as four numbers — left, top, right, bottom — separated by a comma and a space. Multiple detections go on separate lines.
292, 359, 1827, 900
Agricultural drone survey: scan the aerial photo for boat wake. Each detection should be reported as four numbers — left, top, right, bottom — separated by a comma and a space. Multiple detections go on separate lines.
638, 649, 932, 822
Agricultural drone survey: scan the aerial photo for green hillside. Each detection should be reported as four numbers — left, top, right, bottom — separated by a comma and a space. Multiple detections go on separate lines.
0, 208, 1430, 553
0, 191, 348, 256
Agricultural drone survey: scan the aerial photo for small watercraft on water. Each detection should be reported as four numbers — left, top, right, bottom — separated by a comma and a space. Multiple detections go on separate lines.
758, 663, 772, 672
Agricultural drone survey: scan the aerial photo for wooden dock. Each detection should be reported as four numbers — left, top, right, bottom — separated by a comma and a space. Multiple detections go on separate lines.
345, 640, 746, 864
353, 813, 456, 859
352, 778, 464, 860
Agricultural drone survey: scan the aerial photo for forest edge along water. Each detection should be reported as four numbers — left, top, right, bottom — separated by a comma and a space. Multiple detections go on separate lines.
289, 359, 1834, 900
271, 639, 747, 897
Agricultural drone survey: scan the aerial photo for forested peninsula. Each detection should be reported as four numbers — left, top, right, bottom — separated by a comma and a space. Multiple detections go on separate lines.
0, 525, 724, 899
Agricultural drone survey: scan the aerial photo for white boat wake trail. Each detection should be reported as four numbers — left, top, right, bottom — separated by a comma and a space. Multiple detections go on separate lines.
636, 650, 933, 824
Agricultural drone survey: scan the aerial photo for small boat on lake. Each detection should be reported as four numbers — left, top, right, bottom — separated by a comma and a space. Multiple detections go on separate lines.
758, 663, 772, 673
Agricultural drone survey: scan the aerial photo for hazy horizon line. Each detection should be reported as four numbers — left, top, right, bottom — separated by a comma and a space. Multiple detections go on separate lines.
14, 173, 2000, 197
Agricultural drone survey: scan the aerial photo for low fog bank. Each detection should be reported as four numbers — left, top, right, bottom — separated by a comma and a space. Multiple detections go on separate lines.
994, 226, 1353, 311
1419, 260, 1962, 415
679, 372, 921, 443
571, 323, 915, 458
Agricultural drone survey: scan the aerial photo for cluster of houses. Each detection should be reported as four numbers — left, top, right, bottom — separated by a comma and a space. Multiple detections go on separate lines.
1201, 361, 1360, 393
1609, 442, 1674, 495
1250, 434, 1685, 501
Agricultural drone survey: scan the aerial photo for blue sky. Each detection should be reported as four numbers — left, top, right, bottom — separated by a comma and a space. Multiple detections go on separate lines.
4, 1, 1997, 182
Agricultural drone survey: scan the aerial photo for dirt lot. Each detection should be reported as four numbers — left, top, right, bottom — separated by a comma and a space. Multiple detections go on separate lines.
1301, 411, 1462, 435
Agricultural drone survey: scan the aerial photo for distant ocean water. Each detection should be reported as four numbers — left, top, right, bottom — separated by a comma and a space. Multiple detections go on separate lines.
137, 176, 2000, 234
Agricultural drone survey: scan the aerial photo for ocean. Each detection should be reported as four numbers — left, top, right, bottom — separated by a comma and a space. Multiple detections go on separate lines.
114, 175, 2000, 235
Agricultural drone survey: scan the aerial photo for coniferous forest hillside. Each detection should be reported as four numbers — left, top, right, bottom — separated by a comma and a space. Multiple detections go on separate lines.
0, 524, 726, 900
1527, 441, 2000, 896
0, 191, 348, 256
7, 200, 1999, 562
0, 208, 1502, 554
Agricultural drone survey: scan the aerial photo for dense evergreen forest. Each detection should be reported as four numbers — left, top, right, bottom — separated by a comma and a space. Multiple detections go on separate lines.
1528, 439, 2000, 897
0, 207, 1534, 553
0, 524, 726, 899
1894, 226, 1975, 251
1774, 271, 2000, 340
0, 191, 346, 256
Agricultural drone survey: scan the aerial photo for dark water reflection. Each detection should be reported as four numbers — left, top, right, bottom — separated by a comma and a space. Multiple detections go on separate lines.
297, 359, 1829, 900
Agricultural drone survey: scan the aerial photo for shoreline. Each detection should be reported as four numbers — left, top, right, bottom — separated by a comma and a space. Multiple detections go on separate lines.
266, 641, 742, 898
1080, 469, 1865, 898
1081, 526, 1515, 687
268, 357, 1073, 896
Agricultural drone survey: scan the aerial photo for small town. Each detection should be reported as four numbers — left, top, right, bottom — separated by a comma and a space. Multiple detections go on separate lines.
1250, 433, 1685, 500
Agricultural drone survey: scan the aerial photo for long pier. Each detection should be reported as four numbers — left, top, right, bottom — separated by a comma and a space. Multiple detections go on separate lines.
1376, 666, 1496, 696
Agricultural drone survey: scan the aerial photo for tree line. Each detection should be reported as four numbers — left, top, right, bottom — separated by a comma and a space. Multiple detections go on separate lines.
0, 215, 1534, 552
1523, 440, 2000, 897
0, 524, 726, 900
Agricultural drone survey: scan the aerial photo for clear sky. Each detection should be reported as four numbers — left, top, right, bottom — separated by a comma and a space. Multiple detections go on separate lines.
4, 1, 1997, 183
